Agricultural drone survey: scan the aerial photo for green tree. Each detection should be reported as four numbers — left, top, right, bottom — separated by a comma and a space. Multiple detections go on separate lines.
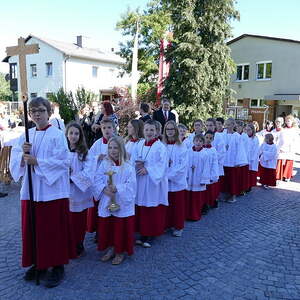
49, 87, 96, 124
0, 73, 12, 101
163, 0, 239, 127
116, 0, 171, 99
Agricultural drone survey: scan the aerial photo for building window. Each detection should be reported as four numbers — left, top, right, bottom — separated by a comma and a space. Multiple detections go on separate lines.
237, 99, 244, 106
30, 64, 37, 77
92, 66, 98, 78
46, 62, 53, 76
10, 63, 17, 79
250, 99, 266, 108
46, 92, 53, 99
30, 93, 37, 99
256, 61, 272, 80
236, 64, 249, 81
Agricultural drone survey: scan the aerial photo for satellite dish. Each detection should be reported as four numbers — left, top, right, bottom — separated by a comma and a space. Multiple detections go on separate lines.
5, 73, 10, 81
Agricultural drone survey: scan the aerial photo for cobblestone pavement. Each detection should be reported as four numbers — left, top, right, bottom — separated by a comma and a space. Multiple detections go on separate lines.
0, 159, 300, 300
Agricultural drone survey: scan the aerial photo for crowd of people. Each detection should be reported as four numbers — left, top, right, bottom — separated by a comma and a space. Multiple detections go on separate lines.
9, 96, 300, 288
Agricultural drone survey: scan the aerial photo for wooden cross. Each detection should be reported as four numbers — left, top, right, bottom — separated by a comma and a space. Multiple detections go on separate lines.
6, 37, 39, 101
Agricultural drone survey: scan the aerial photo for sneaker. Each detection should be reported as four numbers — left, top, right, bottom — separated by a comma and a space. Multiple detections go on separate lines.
45, 266, 64, 288
142, 242, 151, 248
0, 192, 8, 198
227, 196, 236, 203
24, 266, 47, 281
135, 239, 143, 246
172, 229, 183, 237
263, 185, 270, 190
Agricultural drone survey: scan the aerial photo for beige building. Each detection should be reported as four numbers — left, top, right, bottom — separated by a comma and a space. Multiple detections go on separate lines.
227, 34, 300, 127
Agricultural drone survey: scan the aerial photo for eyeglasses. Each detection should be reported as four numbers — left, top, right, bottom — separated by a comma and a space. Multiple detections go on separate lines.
29, 109, 47, 114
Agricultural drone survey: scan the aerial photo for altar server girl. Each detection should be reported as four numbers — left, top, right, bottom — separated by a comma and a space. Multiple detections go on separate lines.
132, 120, 168, 248
125, 119, 144, 159
66, 122, 94, 258
186, 134, 210, 221
272, 117, 284, 146
163, 120, 188, 237
93, 136, 136, 265
259, 134, 278, 188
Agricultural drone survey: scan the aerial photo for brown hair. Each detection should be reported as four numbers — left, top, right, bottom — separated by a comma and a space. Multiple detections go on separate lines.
163, 120, 181, 145
29, 97, 51, 115
126, 119, 144, 141
65, 122, 88, 161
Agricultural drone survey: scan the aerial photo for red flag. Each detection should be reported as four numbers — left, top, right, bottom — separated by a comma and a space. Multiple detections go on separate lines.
156, 38, 171, 104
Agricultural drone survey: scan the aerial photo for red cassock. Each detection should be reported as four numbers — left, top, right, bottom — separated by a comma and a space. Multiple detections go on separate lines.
222, 167, 241, 195
135, 205, 167, 236
86, 199, 99, 233
185, 190, 206, 221
258, 164, 276, 186
97, 216, 135, 255
165, 191, 186, 230
69, 209, 88, 254
276, 159, 294, 180
22, 199, 74, 270
205, 182, 220, 207
248, 170, 258, 188
238, 165, 250, 191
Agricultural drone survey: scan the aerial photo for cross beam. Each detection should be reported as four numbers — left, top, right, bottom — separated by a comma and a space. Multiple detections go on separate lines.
6, 37, 39, 101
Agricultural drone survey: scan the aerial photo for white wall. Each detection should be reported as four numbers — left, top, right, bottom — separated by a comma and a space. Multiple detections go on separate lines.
229, 37, 300, 100
8, 37, 64, 99
65, 57, 129, 95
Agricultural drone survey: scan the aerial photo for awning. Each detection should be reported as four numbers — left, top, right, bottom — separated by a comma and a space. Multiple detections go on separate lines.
264, 94, 300, 101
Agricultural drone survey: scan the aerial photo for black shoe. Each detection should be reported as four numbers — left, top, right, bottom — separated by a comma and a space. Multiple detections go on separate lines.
76, 242, 85, 257
202, 204, 209, 215
24, 266, 47, 281
0, 192, 8, 198
45, 266, 65, 288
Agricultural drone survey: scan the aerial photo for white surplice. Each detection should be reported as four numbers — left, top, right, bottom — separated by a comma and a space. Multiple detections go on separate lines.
166, 143, 188, 192
203, 147, 219, 183
277, 127, 300, 161
10, 126, 70, 202
131, 140, 168, 207
68, 151, 94, 212
212, 132, 226, 176
89, 137, 108, 168
247, 136, 260, 171
93, 159, 136, 218
223, 132, 248, 167
259, 143, 278, 169
186, 148, 210, 192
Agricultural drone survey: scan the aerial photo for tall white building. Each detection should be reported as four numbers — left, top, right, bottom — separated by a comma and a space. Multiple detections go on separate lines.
2, 35, 130, 101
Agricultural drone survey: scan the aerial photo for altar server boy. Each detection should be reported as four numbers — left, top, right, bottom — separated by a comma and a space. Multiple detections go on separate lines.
10, 97, 70, 288
132, 120, 168, 248
87, 119, 115, 234
186, 134, 210, 221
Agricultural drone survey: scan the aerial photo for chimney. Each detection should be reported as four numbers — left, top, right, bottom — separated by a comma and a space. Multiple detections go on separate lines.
76, 35, 83, 47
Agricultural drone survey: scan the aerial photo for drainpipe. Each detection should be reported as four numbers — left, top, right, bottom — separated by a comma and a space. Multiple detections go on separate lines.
262, 104, 269, 124
64, 55, 70, 92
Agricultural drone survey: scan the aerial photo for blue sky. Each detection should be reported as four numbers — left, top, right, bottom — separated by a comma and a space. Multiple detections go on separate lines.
1, 0, 300, 72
